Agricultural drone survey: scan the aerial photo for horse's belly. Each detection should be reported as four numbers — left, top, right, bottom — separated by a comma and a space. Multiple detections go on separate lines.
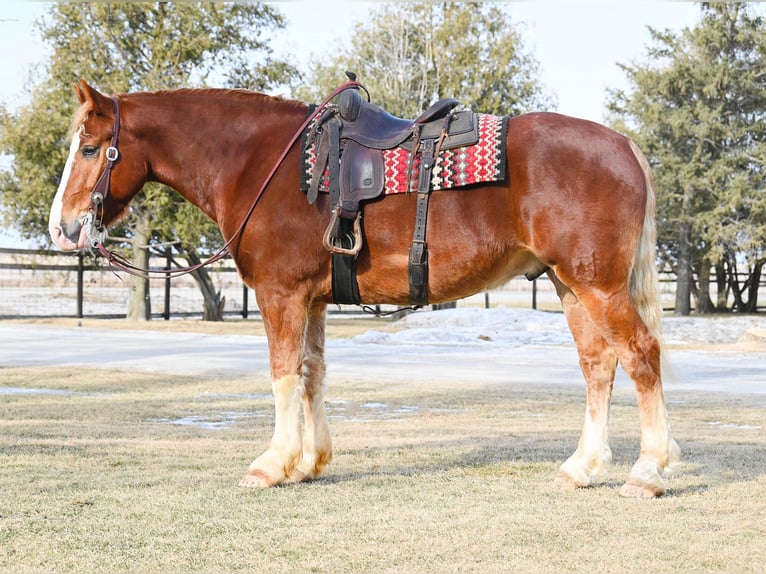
429, 248, 543, 300
355, 244, 542, 306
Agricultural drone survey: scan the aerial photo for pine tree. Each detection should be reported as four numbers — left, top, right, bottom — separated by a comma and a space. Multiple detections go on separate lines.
608, 3, 766, 313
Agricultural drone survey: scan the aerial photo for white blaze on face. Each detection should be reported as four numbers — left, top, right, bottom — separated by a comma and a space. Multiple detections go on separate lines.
48, 132, 82, 250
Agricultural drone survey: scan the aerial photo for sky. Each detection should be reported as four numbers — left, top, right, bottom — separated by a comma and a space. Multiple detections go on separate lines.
0, 1, 705, 247
273, 1, 703, 122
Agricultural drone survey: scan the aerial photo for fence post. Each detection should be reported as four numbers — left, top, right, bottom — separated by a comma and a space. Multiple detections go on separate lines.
532, 279, 538, 310
163, 248, 171, 320
484, 292, 490, 309
76, 252, 84, 318
242, 285, 248, 319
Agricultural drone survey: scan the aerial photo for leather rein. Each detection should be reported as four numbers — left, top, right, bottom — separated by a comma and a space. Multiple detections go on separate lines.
87, 80, 364, 279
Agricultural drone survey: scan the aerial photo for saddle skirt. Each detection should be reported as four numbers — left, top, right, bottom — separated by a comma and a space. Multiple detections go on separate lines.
301, 112, 508, 197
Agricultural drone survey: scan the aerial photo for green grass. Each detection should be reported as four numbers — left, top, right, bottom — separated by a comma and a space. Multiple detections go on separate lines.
1, 365, 765, 573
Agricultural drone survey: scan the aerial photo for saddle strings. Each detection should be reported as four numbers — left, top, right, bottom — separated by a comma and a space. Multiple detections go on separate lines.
360, 304, 421, 317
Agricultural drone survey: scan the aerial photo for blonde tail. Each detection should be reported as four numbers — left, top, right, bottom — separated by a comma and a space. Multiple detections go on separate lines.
628, 140, 681, 472
627, 139, 662, 341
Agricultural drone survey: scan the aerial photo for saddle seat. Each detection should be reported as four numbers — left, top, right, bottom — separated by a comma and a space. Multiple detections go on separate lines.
337, 88, 460, 149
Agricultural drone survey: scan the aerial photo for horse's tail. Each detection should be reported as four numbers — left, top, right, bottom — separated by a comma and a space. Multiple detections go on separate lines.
628, 140, 681, 468
627, 139, 662, 341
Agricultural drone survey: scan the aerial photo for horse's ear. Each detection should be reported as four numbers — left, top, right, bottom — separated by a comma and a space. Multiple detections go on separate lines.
74, 80, 110, 114
74, 80, 94, 104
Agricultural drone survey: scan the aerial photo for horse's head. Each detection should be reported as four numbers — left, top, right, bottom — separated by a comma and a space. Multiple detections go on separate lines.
49, 81, 146, 251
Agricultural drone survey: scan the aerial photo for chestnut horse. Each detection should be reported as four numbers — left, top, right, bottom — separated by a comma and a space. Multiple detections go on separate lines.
49, 81, 679, 497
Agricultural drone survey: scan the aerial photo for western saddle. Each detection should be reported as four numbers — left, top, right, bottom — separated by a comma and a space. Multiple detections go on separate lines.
306, 75, 479, 306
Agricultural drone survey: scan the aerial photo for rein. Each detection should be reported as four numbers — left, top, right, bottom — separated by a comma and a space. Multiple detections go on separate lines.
89, 80, 365, 279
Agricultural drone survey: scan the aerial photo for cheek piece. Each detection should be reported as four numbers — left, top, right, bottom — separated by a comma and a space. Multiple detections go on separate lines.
86, 97, 121, 247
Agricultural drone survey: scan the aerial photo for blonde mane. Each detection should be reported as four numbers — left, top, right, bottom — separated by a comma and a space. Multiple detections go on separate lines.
68, 102, 92, 140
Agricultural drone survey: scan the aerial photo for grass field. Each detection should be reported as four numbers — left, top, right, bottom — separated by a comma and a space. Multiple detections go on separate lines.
1, 340, 765, 574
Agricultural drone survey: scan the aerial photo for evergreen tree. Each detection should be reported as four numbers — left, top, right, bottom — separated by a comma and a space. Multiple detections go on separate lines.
608, 3, 766, 313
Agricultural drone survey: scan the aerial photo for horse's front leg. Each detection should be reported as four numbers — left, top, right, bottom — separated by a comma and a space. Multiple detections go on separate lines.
240, 301, 309, 488
289, 303, 332, 483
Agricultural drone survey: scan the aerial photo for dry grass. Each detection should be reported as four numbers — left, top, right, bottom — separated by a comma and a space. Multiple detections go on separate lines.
1, 358, 765, 573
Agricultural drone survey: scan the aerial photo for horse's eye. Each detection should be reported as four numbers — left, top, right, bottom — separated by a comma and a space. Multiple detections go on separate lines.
81, 145, 99, 159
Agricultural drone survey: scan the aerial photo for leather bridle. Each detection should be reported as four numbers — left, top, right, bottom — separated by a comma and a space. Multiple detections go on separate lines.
89, 97, 121, 236
86, 80, 363, 279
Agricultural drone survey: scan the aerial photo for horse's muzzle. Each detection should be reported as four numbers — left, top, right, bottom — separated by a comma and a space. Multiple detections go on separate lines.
49, 215, 93, 251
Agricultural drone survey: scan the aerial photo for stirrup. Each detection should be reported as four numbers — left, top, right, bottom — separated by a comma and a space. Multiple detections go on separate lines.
322, 207, 363, 257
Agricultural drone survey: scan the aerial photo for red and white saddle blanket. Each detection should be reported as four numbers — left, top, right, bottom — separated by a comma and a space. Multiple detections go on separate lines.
301, 113, 508, 195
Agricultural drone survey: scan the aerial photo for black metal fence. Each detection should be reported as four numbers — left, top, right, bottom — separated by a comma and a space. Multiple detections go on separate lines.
1, 247, 762, 319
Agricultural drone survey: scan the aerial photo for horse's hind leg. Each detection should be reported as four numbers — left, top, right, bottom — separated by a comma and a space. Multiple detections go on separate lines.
289, 303, 332, 483
573, 286, 679, 497
551, 276, 617, 489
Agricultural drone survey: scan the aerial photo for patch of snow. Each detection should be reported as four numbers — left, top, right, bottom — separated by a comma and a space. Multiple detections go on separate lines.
355, 308, 573, 347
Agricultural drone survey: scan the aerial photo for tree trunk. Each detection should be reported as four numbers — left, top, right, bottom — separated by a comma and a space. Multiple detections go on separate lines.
744, 261, 763, 313
693, 260, 715, 314
674, 222, 692, 316
127, 211, 151, 321
714, 259, 728, 311
179, 246, 225, 321
727, 255, 746, 313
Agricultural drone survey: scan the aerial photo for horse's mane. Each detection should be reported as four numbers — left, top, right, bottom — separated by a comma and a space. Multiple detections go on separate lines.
68, 87, 307, 139
68, 104, 91, 139
129, 87, 307, 114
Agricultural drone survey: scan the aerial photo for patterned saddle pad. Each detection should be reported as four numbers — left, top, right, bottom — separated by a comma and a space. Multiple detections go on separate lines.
301, 113, 508, 195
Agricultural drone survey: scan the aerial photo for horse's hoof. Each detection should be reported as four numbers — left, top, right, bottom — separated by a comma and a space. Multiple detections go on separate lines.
619, 479, 665, 498
238, 469, 279, 488
554, 470, 583, 490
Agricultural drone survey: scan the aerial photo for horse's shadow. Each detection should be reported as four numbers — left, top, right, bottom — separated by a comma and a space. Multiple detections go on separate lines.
308, 432, 765, 497
313, 431, 576, 484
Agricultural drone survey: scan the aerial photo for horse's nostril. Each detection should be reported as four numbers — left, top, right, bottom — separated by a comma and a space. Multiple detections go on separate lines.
61, 220, 82, 243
